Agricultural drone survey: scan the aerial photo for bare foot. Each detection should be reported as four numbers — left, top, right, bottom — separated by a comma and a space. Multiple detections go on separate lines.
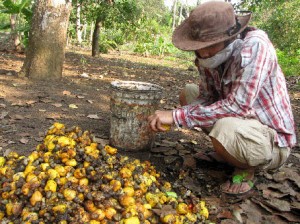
221, 168, 255, 194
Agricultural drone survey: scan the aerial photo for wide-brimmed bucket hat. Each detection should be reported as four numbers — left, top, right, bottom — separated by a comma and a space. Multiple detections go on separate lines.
172, 1, 252, 51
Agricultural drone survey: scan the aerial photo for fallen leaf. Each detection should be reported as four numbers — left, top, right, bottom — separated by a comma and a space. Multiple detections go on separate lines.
163, 149, 177, 156
268, 182, 297, 196
52, 103, 63, 107
151, 147, 171, 154
34, 137, 44, 142
152, 205, 177, 217
292, 153, 300, 159
217, 209, 233, 219
159, 140, 177, 147
219, 220, 237, 224
273, 168, 300, 188
264, 198, 290, 212
11, 102, 24, 106
0, 111, 9, 119
191, 140, 198, 145
182, 176, 202, 194
182, 155, 197, 169
26, 100, 37, 105
63, 90, 71, 95
4, 149, 13, 157
87, 114, 101, 119
164, 156, 178, 164
291, 201, 300, 210
240, 200, 271, 223
274, 212, 300, 223
20, 138, 29, 144
40, 99, 52, 103
293, 92, 300, 99
80, 73, 89, 78
93, 137, 109, 148
69, 104, 78, 109
18, 132, 30, 137
14, 115, 25, 120
262, 189, 289, 199
46, 114, 61, 120
251, 198, 274, 214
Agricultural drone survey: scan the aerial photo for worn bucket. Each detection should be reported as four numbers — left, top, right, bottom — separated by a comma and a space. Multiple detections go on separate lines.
109, 80, 163, 151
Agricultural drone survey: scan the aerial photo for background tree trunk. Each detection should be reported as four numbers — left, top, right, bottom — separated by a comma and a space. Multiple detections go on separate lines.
172, 0, 178, 31
10, 14, 21, 51
177, 3, 183, 26
76, 1, 82, 44
92, 17, 101, 57
20, 0, 72, 80
90, 22, 94, 43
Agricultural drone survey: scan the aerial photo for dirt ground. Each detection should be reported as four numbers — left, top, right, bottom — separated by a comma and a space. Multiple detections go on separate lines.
0, 47, 300, 223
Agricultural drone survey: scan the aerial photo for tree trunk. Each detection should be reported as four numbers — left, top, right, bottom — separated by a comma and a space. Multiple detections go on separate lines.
90, 22, 94, 43
82, 22, 87, 42
172, 0, 178, 31
178, 3, 183, 26
76, 1, 82, 44
10, 14, 21, 51
92, 17, 101, 57
20, 0, 72, 80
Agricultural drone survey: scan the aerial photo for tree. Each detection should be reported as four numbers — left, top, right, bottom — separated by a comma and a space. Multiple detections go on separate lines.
238, 0, 300, 54
172, 0, 177, 30
0, 0, 33, 50
75, 0, 83, 44
20, 0, 72, 80
80, 0, 141, 57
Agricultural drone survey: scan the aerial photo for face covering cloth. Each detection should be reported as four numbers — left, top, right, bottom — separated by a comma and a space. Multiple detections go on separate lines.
197, 39, 243, 69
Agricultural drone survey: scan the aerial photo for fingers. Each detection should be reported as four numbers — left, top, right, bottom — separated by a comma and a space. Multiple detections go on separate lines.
148, 114, 164, 132
148, 115, 158, 132
148, 110, 174, 132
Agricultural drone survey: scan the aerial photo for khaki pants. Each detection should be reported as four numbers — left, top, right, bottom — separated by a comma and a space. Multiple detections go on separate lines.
184, 84, 291, 170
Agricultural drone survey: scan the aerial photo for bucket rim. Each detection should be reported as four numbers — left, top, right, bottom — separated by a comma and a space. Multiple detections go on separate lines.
111, 80, 163, 92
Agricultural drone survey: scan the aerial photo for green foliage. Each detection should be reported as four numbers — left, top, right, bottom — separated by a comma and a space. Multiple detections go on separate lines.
98, 29, 119, 53
276, 49, 300, 76
238, 0, 300, 76
1, 0, 32, 21
0, 0, 33, 46
250, 0, 299, 55
0, 1, 10, 30
117, 17, 173, 57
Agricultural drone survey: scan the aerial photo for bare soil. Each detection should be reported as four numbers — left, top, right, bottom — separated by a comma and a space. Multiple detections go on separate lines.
0, 47, 299, 223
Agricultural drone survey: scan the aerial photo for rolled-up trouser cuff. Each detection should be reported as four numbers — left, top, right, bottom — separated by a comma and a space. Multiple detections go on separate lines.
208, 117, 290, 170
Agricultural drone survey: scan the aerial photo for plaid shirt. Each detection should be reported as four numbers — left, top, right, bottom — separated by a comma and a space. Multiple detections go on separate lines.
173, 28, 297, 148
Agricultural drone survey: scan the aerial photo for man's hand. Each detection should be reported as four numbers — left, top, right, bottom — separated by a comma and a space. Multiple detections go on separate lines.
148, 110, 174, 132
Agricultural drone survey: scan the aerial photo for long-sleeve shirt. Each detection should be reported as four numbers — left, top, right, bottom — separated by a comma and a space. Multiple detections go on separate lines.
173, 28, 297, 148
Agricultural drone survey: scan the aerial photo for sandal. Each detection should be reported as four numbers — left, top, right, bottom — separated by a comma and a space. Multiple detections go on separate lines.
221, 171, 255, 196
